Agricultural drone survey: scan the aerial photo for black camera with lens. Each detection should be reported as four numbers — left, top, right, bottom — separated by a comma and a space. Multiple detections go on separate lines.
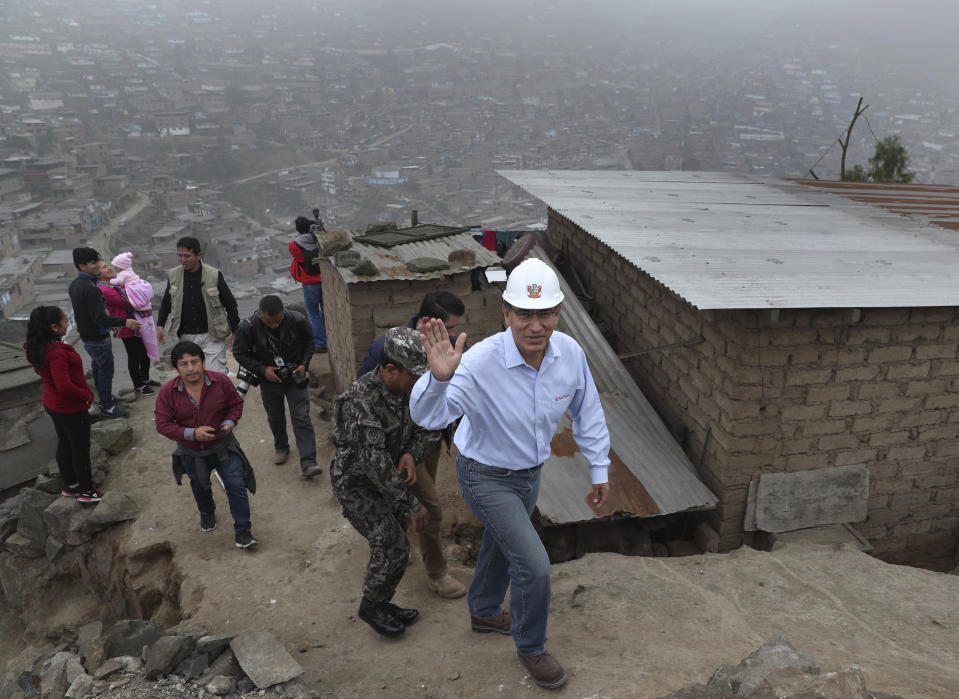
236, 366, 260, 397
275, 365, 309, 390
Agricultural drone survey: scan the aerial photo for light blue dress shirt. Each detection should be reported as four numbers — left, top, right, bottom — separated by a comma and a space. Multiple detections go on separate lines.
410, 328, 611, 484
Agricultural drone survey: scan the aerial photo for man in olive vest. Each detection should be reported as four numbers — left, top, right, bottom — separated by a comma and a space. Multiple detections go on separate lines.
157, 236, 240, 375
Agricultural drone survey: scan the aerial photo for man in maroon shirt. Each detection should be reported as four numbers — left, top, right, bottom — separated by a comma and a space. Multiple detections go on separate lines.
155, 340, 258, 549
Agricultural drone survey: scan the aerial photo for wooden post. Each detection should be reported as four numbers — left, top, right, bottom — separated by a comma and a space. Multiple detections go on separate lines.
839, 97, 868, 180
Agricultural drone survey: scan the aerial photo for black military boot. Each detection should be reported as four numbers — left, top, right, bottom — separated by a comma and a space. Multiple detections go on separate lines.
382, 601, 419, 626
358, 597, 406, 637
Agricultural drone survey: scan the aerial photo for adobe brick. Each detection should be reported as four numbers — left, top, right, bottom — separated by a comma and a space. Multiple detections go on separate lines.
886, 445, 928, 462
769, 328, 819, 346
890, 490, 933, 509
806, 385, 851, 404
781, 404, 826, 422
868, 346, 913, 364
834, 448, 878, 466
931, 359, 959, 377
852, 414, 895, 433
905, 379, 947, 396
828, 400, 872, 417
785, 453, 831, 471
819, 348, 866, 366
911, 473, 956, 491
943, 325, 959, 341
786, 368, 833, 386
863, 507, 903, 527
876, 397, 922, 413
836, 365, 880, 383
802, 419, 848, 436
809, 311, 847, 328
925, 394, 959, 411
707, 426, 757, 454
917, 424, 959, 441
866, 461, 899, 482
933, 486, 959, 504
885, 361, 931, 380
915, 343, 958, 360
856, 383, 901, 400
788, 347, 820, 365
817, 434, 860, 451
935, 440, 959, 457
897, 410, 945, 428
864, 308, 911, 325
869, 430, 911, 447
781, 438, 815, 455
892, 324, 943, 342
845, 326, 891, 345
910, 307, 954, 323
893, 519, 933, 537
721, 416, 782, 437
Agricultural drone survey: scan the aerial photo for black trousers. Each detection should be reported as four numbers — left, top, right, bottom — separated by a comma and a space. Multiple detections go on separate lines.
45, 407, 93, 491
121, 336, 152, 388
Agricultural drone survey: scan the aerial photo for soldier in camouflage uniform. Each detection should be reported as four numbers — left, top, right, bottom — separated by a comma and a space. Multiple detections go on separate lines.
331, 326, 439, 638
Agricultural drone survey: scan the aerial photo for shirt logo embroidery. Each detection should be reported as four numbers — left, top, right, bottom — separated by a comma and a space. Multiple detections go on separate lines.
527, 283, 542, 299
555, 393, 570, 401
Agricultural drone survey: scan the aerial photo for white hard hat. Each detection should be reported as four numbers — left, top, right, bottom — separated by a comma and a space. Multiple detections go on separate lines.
502, 258, 564, 310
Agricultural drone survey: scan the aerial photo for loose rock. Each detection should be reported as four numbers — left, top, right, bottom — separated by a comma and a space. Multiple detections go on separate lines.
230, 630, 303, 689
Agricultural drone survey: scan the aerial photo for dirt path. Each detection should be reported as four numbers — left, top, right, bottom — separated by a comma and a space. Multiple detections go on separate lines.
4, 355, 959, 698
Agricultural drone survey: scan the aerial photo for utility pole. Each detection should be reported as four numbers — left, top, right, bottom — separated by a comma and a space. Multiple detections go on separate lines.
838, 97, 868, 180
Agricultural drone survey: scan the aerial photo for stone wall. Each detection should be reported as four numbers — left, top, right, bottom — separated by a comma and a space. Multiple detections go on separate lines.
549, 209, 959, 570
322, 263, 506, 395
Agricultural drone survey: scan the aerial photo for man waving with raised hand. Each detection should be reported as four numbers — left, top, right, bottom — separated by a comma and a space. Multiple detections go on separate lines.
410, 257, 611, 691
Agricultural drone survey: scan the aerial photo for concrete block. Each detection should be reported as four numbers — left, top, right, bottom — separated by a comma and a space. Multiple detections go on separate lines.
754, 464, 869, 532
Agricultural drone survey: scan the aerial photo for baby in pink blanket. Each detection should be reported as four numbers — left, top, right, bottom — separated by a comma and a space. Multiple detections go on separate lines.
110, 252, 153, 311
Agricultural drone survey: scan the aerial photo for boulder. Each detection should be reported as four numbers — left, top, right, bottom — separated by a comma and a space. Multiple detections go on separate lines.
43, 497, 94, 546
90, 418, 133, 455
196, 634, 235, 658
230, 631, 303, 689
92, 658, 123, 680
33, 474, 65, 496
89, 443, 109, 469
3, 533, 43, 558
0, 511, 19, 546
174, 652, 209, 680
405, 257, 449, 273
317, 231, 352, 256
206, 675, 235, 696
198, 648, 244, 685
44, 536, 65, 562
76, 621, 102, 666
102, 620, 163, 660
83, 492, 138, 534
748, 666, 868, 699
334, 249, 362, 268
144, 635, 194, 679
65, 672, 94, 698
364, 221, 396, 234
707, 639, 820, 697
38, 651, 84, 699
15, 489, 58, 547
351, 259, 378, 276
447, 249, 476, 268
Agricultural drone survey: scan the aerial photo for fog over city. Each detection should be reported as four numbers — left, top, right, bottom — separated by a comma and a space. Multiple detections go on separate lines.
1, 0, 958, 318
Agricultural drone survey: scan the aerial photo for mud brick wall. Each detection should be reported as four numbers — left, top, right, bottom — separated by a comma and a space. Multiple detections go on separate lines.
322, 263, 505, 395
549, 209, 959, 570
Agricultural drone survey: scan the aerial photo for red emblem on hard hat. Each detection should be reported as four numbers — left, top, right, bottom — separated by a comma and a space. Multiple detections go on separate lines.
527, 283, 542, 299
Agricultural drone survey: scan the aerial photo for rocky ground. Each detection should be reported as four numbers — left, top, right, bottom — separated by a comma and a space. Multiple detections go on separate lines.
2, 354, 959, 698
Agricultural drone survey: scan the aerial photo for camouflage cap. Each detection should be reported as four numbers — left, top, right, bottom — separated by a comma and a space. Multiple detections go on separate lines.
382, 326, 429, 376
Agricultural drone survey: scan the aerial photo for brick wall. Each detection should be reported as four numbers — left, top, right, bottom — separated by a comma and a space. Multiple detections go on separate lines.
322, 263, 506, 395
549, 209, 959, 570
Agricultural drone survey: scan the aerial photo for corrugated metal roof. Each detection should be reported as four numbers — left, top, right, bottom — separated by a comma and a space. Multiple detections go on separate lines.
336, 231, 501, 284
499, 170, 959, 310
535, 248, 718, 524
794, 179, 959, 231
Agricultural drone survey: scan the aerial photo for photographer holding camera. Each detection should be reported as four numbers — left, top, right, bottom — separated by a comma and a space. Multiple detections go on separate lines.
232, 295, 323, 478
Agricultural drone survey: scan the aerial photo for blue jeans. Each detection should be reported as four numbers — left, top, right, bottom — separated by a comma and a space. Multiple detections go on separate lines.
83, 337, 115, 411
181, 451, 251, 535
456, 455, 549, 656
301, 282, 327, 350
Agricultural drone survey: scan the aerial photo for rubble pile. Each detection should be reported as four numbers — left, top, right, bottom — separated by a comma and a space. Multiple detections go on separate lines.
0, 621, 318, 699
660, 639, 904, 699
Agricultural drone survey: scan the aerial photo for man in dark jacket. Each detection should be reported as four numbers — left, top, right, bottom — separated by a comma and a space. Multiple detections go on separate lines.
68, 247, 141, 418
232, 295, 321, 478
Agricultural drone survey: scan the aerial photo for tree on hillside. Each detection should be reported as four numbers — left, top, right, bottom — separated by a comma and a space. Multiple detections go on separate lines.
841, 135, 914, 183
869, 135, 914, 183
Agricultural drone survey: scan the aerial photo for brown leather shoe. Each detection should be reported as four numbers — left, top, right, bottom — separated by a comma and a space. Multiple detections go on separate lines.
470, 611, 511, 635
517, 651, 568, 689
273, 449, 290, 465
